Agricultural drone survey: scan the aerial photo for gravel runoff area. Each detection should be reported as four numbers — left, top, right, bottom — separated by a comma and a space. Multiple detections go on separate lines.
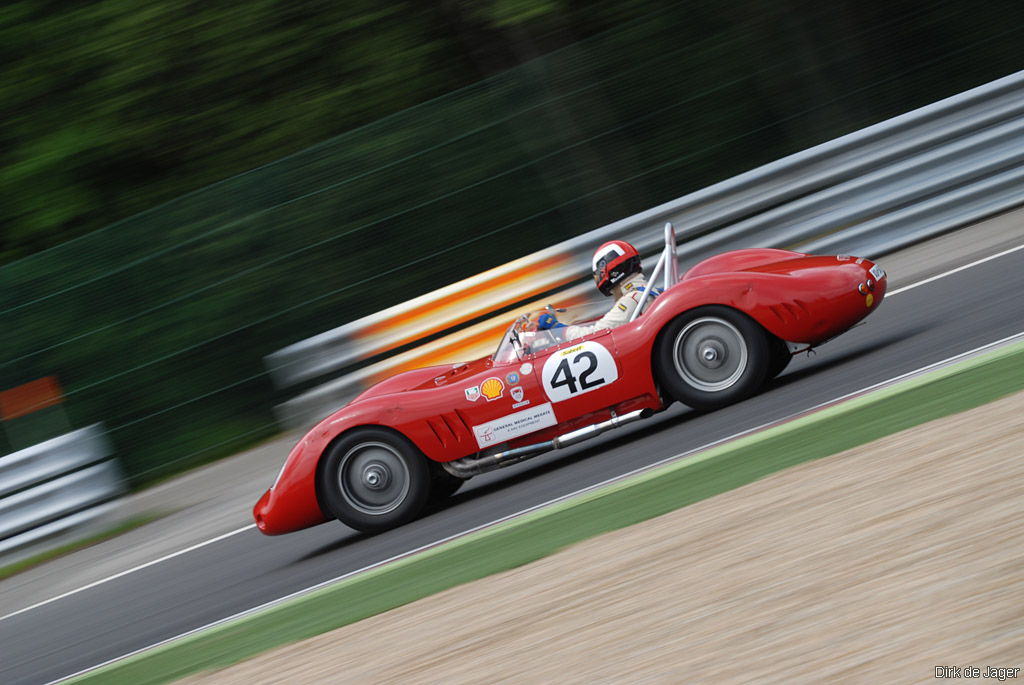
181, 390, 1024, 684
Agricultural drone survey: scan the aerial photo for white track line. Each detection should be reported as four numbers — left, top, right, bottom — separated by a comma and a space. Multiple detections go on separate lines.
887, 242, 1024, 295
0, 525, 254, 623
6, 239, 1024, 628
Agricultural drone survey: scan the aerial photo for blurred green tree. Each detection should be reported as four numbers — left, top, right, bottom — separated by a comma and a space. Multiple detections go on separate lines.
1, 0, 1021, 485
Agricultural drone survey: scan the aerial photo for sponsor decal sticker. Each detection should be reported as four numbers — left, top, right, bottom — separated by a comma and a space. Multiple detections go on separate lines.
512, 400, 530, 409
870, 264, 886, 280
465, 386, 481, 402
519, 362, 533, 375
481, 377, 504, 401
506, 372, 520, 385
472, 403, 557, 448
511, 386, 524, 402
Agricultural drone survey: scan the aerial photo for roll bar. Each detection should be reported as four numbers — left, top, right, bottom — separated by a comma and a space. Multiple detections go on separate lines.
629, 222, 678, 322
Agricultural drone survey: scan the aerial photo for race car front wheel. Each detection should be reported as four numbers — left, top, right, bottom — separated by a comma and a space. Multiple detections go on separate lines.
764, 336, 793, 385
319, 427, 431, 534
655, 306, 769, 411
427, 459, 465, 505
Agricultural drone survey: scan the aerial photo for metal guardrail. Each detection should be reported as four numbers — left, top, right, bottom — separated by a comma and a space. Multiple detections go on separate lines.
0, 425, 124, 565
268, 70, 1024, 427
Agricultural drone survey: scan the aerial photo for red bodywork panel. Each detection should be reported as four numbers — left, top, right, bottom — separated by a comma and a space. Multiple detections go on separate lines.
254, 249, 886, 535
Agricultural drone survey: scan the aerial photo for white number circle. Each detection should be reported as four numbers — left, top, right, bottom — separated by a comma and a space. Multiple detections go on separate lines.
541, 340, 619, 403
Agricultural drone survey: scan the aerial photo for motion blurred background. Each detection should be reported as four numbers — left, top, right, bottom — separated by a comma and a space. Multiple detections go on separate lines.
1, 0, 1021, 489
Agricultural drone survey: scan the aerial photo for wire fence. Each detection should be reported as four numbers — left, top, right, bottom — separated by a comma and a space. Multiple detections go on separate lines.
1, 0, 1021, 487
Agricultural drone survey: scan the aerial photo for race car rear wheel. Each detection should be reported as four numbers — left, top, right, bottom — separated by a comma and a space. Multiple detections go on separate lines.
655, 306, 769, 411
319, 428, 430, 534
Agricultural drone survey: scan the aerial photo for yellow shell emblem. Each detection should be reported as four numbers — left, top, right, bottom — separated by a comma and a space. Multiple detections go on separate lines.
481, 377, 504, 401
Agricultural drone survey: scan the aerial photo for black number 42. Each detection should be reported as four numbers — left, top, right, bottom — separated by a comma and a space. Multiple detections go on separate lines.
550, 351, 605, 394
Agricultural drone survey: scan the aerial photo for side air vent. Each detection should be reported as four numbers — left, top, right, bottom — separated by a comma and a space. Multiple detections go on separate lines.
427, 412, 473, 448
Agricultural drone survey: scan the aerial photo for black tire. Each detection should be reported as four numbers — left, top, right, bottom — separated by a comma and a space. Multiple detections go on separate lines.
427, 459, 465, 504
654, 305, 770, 411
319, 427, 431, 534
765, 336, 792, 383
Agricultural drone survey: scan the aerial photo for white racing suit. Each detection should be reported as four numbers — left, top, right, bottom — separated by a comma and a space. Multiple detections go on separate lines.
564, 273, 654, 340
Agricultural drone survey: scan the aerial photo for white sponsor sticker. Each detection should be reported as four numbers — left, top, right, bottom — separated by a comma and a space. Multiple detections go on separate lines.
511, 386, 524, 402
472, 403, 557, 449
541, 340, 619, 403
870, 264, 885, 280
465, 386, 480, 402
519, 362, 533, 375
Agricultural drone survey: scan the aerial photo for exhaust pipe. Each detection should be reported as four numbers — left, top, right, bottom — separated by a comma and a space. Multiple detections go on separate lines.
442, 408, 655, 479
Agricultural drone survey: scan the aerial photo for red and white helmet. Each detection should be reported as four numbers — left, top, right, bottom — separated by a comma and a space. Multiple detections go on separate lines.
592, 240, 642, 296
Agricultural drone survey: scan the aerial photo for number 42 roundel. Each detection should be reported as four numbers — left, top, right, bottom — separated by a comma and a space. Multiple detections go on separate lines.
541, 340, 619, 403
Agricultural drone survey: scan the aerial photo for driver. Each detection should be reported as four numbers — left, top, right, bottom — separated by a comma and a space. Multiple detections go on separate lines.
537, 240, 655, 339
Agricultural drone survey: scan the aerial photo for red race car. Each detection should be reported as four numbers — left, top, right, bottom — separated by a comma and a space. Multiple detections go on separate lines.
255, 225, 886, 535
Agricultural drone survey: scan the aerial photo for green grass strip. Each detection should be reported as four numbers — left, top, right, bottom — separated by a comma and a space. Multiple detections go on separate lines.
74, 338, 1024, 684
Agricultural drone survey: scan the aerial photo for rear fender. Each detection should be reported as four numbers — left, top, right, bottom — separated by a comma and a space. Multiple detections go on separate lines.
645, 267, 875, 345
682, 248, 804, 280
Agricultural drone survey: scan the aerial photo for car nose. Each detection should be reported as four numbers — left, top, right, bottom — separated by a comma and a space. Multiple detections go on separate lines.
253, 489, 272, 533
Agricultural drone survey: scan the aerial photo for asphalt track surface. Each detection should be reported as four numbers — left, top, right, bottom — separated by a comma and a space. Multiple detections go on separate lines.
3, 228, 1024, 684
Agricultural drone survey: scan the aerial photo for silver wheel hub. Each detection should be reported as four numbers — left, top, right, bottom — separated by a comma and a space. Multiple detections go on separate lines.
700, 341, 725, 367
673, 317, 749, 392
339, 442, 410, 515
362, 464, 390, 490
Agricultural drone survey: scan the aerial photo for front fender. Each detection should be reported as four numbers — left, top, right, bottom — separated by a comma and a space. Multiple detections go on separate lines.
255, 433, 327, 535
255, 399, 408, 535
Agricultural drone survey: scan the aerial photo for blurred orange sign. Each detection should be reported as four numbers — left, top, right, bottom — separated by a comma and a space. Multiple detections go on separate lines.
0, 377, 65, 420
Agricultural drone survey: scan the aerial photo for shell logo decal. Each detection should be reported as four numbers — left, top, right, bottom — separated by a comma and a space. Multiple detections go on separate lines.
481, 377, 504, 401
